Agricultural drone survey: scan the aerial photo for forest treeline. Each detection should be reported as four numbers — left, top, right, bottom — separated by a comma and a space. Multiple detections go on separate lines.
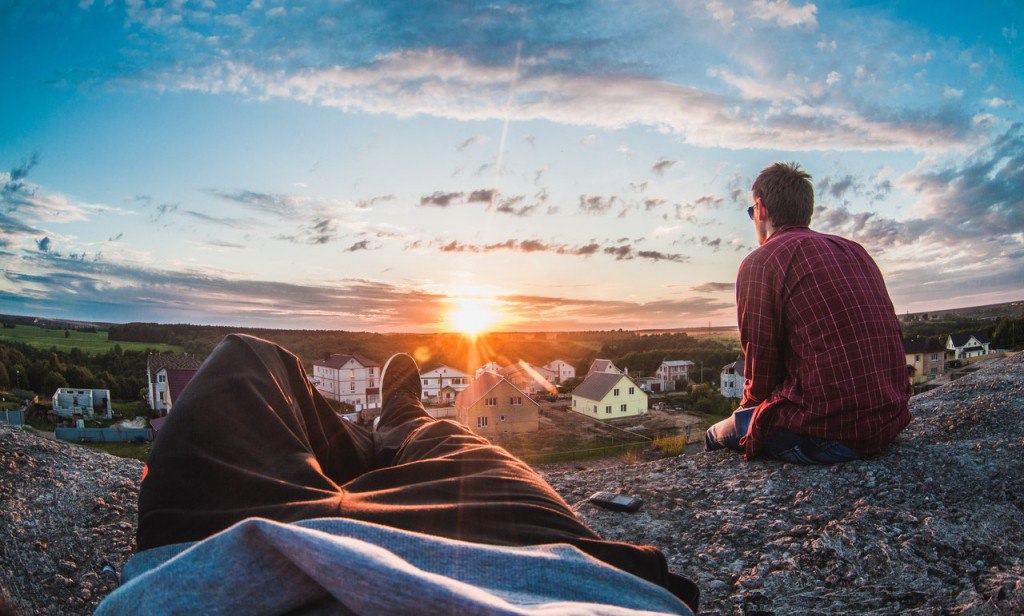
107, 323, 743, 385
0, 341, 148, 401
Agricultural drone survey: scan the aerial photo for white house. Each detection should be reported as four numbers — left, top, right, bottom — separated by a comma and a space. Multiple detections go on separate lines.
654, 360, 695, 392
474, 362, 503, 378
421, 365, 473, 400
52, 388, 112, 420
720, 361, 746, 400
500, 362, 558, 396
946, 332, 991, 360
147, 354, 204, 415
312, 353, 381, 408
571, 372, 648, 420
544, 359, 576, 384
586, 358, 622, 378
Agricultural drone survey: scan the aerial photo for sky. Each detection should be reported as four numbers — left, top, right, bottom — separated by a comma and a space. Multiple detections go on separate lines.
0, 0, 1022, 333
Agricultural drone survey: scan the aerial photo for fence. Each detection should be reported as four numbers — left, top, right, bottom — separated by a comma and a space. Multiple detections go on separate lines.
55, 427, 153, 443
0, 409, 25, 426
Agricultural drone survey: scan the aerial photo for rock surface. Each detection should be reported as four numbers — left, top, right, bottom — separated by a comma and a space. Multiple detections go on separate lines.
2, 354, 1022, 614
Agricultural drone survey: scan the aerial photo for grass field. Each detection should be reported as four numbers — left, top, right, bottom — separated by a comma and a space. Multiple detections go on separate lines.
0, 324, 181, 354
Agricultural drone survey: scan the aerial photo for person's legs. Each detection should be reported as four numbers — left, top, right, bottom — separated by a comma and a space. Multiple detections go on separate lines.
704, 407, 754, 452
762, 430, 864, 464
137, 334, 374, 550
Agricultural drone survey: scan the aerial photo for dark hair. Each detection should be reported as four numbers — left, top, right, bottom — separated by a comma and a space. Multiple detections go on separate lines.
751, 162, 814, 227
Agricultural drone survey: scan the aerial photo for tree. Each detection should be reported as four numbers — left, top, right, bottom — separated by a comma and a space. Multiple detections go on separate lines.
64, 329, 70, 339
43, 371, 68, 397
0, 362, 9, 388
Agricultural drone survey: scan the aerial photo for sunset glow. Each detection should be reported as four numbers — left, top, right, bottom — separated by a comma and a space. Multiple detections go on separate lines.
446, 298, 500, 336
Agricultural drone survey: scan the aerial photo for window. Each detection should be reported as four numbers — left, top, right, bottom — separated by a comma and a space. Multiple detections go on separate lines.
423, 379, 428, 386
158, 374, 166, 382
573, 399, 576, 407
620, 404, 627, 412
613, 388, 620, 396
477, 416, 489, 428
486, 397, 497, 406
499, 415, 506, 422
350, 369, 355, 380
510, 396, 522, 405
368, 380, 375, 388
350, 383, 356, 393
605, 405, 611, 414
931, 354, 939, 361
593, 405, 598, 413
628, 387, 635, 395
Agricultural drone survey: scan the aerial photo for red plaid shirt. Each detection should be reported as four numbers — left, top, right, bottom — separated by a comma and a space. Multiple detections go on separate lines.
736, 226, 911, 458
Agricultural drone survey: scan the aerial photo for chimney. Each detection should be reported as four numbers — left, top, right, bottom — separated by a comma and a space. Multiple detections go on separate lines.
324, 352, 331, 362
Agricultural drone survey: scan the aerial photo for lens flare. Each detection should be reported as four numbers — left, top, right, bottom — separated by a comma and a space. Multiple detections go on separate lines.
447, 297, 499, 336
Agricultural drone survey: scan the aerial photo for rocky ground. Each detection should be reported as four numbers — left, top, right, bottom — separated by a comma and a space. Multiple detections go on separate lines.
2, 353, 1022, 614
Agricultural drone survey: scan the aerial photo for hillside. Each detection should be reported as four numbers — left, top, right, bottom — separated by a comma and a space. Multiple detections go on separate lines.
1, 354, 1022, 614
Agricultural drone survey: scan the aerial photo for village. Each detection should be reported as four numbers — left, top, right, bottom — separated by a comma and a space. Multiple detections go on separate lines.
8, 325, 1003, 464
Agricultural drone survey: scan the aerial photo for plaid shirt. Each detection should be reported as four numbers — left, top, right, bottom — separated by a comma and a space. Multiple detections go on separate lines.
736, 226, 911, 458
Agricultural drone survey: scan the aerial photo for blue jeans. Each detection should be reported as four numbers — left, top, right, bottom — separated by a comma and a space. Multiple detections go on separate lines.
704, 407, 864, 464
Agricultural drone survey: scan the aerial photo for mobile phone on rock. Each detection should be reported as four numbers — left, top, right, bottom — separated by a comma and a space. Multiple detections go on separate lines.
589, 491, 643, 513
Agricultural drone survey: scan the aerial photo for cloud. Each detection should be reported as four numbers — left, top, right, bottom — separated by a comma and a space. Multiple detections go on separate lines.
691, 281, 734, 293
495, 196, 538, 217
749, 0, 817, 29
420, 191, 464, 207
36, 237, 51, 252
644, 198, 667, 210
467, 189, 497, 203
346, 239, 372, 252
424, 237, 685, 263
354, 194, 396, 209
184, 210, 254, 228
706, 1, 735, 26
579, 194, 617, 214
579, 134, 599, 146
457, 135, 486, 151
652, 159, 677, 175
211, 190, 303, 218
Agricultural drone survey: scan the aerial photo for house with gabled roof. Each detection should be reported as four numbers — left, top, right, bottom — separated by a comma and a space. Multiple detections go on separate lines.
312, 353, 381, 408
904, 339, 949, 385
720, 361, 746, 400
147, 354, 205, 415
946, 332, 990, 360
586, 358, 622, 378
474, 362, 502, 378
420, 364, 473, 400
544, 359, 576, 384
571, 372, 647, 420
500, 362, 557, 396
455, 372, 539, 436
654, 360, 695, 392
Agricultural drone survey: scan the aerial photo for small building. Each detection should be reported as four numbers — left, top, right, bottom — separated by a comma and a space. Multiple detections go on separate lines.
474, 362, 503, 378
586, 358, 622, 378
455, 372, 539, 436
421, 365, 473, 400
147, 354, 204, 415
52, 388, 112, 420
544, 359, 576, 384
904, 339, 949, 384
312, 353, 381, 408
946, 332, 990, 360
500, 362, 557, 396
654, 360, 695, 392
571, 372, 648, 420
720, 361, 746, 400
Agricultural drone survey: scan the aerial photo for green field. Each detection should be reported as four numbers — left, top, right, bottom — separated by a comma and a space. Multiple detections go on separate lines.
0, 324, 182, 354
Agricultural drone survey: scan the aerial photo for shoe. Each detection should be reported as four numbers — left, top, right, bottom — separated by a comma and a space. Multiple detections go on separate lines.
379, 353, 422, 409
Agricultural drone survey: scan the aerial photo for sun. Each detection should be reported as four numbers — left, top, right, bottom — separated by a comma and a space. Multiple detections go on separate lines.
446, 297, 499, 336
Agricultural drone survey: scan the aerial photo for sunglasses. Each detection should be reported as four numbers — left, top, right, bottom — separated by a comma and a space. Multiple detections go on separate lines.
747, 206, 755, 220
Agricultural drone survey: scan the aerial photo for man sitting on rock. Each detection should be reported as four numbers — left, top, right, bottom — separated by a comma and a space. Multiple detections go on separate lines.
705, 162, 911, 464
97, 334, 698, 614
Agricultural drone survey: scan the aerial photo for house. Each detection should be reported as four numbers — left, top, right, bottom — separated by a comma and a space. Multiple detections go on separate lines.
500, 362, 557, 396
586, 358, 622, 377
720, 361, 746, 400
544, 359, 576, 384
455, 372, 539, 436
946, 332, 990, 360
904, 339, 949, 385
147, 354, 204, 415
637, 376, 660, 393
654, 360, 695, 392
420, 365, 473, 400
312, 353, 381, 408
570, 372, 648, 420
52, 388, 112, 420
474, 362, 502, 378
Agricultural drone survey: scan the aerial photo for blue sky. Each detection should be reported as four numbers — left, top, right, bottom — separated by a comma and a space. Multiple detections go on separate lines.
1, 0, 1021, 332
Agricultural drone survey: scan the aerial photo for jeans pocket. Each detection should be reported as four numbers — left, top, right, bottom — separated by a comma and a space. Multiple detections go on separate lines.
775, 445, 816, 465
